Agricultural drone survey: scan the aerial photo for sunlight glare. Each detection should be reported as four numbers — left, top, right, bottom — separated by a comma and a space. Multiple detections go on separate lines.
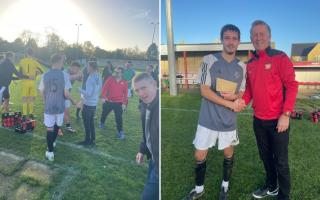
0, 0, 105, 47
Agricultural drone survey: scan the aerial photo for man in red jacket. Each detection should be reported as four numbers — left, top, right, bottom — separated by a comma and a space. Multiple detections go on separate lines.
239, 20, 298, 200
99, 66, 128, 139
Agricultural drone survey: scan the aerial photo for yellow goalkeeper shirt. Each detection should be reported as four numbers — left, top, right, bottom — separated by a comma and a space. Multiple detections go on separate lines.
19, 57, 44, 78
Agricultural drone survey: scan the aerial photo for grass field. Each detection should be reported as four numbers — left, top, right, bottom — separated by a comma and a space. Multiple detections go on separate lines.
161, 92, 320, 200
0, 78, 148, 199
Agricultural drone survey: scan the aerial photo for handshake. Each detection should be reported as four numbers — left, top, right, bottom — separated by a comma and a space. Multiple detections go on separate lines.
231, 99, 246, 112
220, 91, 246, 112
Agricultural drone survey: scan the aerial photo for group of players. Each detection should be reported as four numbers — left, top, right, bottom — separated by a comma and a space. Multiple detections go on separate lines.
0, 48, 152, 154
0, 49, 159, 199
0, 49, 43, 117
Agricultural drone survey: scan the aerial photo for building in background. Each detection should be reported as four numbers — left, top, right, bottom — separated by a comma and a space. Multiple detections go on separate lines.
160, 42, 273, 88
291, 43, 320, 89
291, 43, 320, 62
161, 42, 320, 90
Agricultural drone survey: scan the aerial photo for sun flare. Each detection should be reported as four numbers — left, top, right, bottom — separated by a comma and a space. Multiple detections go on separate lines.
0, 0, 105, 47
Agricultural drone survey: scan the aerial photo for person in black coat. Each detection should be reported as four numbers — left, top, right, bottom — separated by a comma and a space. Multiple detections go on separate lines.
133, 73, 159, 200
0, 52, 28, 112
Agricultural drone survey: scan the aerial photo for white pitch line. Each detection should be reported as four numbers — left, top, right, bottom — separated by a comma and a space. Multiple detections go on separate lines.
30, 134, 138, 165
161, 107, 253, 115
0, 126, 141, 166
51, 166, 79, 200
0, 129, 146, 199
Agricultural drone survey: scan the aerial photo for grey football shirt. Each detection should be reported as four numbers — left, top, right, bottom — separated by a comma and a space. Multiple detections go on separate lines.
39, 69, 70, 114
197, 53, 246, 131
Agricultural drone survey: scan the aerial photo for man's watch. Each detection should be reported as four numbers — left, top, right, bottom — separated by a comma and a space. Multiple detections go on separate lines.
282, 111, 291, 117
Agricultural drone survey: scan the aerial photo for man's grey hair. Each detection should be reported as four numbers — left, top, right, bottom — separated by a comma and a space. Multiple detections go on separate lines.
250, 20, 271, 37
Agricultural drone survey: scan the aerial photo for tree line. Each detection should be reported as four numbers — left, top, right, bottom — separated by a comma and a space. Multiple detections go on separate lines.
0, 30, 159, 63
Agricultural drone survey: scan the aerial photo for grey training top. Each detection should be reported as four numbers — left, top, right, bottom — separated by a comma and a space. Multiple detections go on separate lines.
197, 53, 246, 131
39, 69, 71, 114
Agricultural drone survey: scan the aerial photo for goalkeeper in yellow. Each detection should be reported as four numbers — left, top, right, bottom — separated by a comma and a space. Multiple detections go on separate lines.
19, 48, 45, 119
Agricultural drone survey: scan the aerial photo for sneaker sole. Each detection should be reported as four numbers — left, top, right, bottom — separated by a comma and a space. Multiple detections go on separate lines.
267, 190, 279, 196
193, 191, 204, 200
252, 193, 268, 199
181, 190, 205, 200
252, 191, 278, 199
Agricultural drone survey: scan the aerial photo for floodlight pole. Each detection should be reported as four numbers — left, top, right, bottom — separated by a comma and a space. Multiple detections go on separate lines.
75, 24, 82, 45
166, 0, 177, 96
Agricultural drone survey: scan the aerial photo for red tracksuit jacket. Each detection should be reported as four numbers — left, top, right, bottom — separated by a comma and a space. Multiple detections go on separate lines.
101, 77, 128, 105
242, 47, 298, 120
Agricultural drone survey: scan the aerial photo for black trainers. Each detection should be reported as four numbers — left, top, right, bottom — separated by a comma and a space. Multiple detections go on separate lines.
182, 188, 205, 200
219, 187, 228, 200
252, 184, 279, 199
267, 186, 279, 196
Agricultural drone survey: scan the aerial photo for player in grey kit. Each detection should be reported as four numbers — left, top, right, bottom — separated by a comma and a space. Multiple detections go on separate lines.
39, 54, 73, 161
183, 24, 246, 200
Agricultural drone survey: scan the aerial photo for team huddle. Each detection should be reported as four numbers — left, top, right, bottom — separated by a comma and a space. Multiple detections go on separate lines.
0, 50, 159, 200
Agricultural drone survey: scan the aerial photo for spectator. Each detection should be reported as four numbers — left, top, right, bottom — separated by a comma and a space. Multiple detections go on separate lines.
99, 67, 128, 140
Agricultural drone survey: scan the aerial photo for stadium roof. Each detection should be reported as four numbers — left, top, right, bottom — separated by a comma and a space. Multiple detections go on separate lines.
291, 43, 317, 57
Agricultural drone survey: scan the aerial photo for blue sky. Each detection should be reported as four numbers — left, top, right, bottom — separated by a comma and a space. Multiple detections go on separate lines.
0, 0, 159, 50
161, 0, 320, 55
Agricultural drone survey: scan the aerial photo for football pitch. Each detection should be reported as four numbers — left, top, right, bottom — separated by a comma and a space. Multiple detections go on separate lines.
0, 78, 147, 199
161, 92, 320, 200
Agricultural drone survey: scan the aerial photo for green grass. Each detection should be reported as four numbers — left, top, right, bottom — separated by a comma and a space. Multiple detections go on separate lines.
161, 92, 320, 200
0, 78, 147, 199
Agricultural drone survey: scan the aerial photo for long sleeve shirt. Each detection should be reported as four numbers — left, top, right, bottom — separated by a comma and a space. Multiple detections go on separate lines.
78, 72, 102, 106
242, 47, 298, 120
0, 58, 27, 86
101, 77, 128, 105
